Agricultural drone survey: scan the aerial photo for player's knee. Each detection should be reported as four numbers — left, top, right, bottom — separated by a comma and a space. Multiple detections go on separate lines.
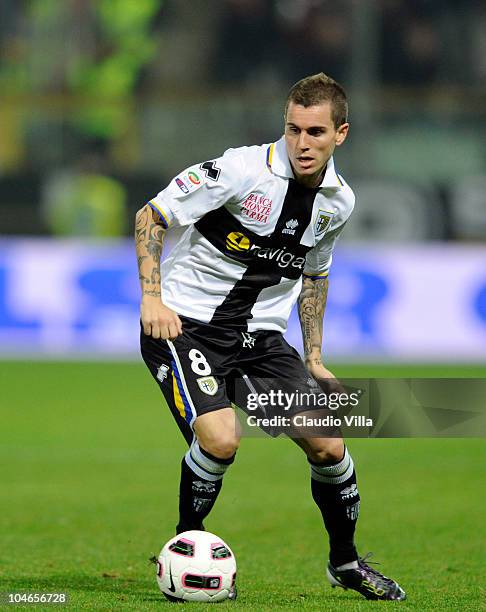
200, 433, 239, 460
307, 438, 345, 465
195, 408, 240, 459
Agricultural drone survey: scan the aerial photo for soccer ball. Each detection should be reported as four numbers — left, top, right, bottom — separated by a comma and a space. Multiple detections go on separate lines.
156, 530, 237, 602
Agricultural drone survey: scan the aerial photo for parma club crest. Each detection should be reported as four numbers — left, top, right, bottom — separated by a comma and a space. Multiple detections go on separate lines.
197, 376, 219, 396
315, 209, 334, 237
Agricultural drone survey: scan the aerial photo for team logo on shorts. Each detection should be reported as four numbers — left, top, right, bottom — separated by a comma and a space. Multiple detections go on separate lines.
315, 209, 334, 236
197, 376, 219, 396
226, 232, 250, 252
241, 332, 255, 348
156, 363, 170, 382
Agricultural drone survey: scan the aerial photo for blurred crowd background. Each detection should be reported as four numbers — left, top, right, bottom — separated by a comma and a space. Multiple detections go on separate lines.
1, 0, 486, 361
1, 0, 486, 241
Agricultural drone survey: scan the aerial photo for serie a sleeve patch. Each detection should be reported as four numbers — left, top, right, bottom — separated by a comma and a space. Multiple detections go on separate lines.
172, 160, 223, 199
172, 167, 206, 197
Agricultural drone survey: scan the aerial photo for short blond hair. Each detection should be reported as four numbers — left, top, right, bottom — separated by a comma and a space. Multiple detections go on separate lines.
284, 73, 348, 129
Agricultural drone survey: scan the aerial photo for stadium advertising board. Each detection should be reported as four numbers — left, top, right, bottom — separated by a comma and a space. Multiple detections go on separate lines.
0, 239, 485, 361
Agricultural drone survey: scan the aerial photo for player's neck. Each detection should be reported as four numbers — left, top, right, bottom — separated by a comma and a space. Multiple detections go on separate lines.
292, 164, 326, 189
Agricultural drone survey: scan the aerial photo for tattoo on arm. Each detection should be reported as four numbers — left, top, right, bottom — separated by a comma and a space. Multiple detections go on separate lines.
135, 205, 165, 297
298, 276, 329, 363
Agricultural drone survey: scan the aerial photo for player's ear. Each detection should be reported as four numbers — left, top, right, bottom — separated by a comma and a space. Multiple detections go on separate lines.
335, 122, 349, 146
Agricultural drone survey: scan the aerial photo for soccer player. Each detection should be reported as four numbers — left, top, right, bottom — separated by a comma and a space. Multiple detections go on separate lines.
136, 73, 406, 601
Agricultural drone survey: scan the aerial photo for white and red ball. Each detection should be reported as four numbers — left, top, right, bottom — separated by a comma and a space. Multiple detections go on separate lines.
156, 530, 237, 602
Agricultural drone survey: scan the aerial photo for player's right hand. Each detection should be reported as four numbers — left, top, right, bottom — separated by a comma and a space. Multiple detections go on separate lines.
141, 296, 182, 340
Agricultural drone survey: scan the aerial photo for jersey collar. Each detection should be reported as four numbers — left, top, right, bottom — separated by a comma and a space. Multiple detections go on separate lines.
267, 136, 343, 189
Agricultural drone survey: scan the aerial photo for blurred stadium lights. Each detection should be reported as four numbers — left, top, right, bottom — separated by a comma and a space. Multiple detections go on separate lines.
0, 1, 484, 237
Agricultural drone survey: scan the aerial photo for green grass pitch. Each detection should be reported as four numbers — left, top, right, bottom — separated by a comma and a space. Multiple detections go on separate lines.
1, 362, 485, 610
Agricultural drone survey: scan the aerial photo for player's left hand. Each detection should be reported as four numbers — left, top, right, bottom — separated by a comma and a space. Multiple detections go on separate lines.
307, 362, 335, 380
307, 361, 345, 395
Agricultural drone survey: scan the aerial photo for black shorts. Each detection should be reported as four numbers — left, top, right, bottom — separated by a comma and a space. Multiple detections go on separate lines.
140, 316, 327, 442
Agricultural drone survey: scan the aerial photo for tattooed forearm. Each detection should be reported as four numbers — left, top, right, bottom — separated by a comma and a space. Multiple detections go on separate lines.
298, 275, 329, 364
135, 204, 166, 298
135, 205, 149, 244
147, 224, 163, 260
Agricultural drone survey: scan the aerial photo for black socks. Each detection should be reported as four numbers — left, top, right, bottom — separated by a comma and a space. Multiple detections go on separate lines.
310, 447, 360, 567
177, 440, 234, 534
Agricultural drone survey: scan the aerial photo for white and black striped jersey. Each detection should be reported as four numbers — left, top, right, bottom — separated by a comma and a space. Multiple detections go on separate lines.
148, 136, 355, 333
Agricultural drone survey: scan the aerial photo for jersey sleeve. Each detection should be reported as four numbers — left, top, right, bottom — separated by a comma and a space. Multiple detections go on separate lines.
147, 148, 246, 228
303, 226, 344, 279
